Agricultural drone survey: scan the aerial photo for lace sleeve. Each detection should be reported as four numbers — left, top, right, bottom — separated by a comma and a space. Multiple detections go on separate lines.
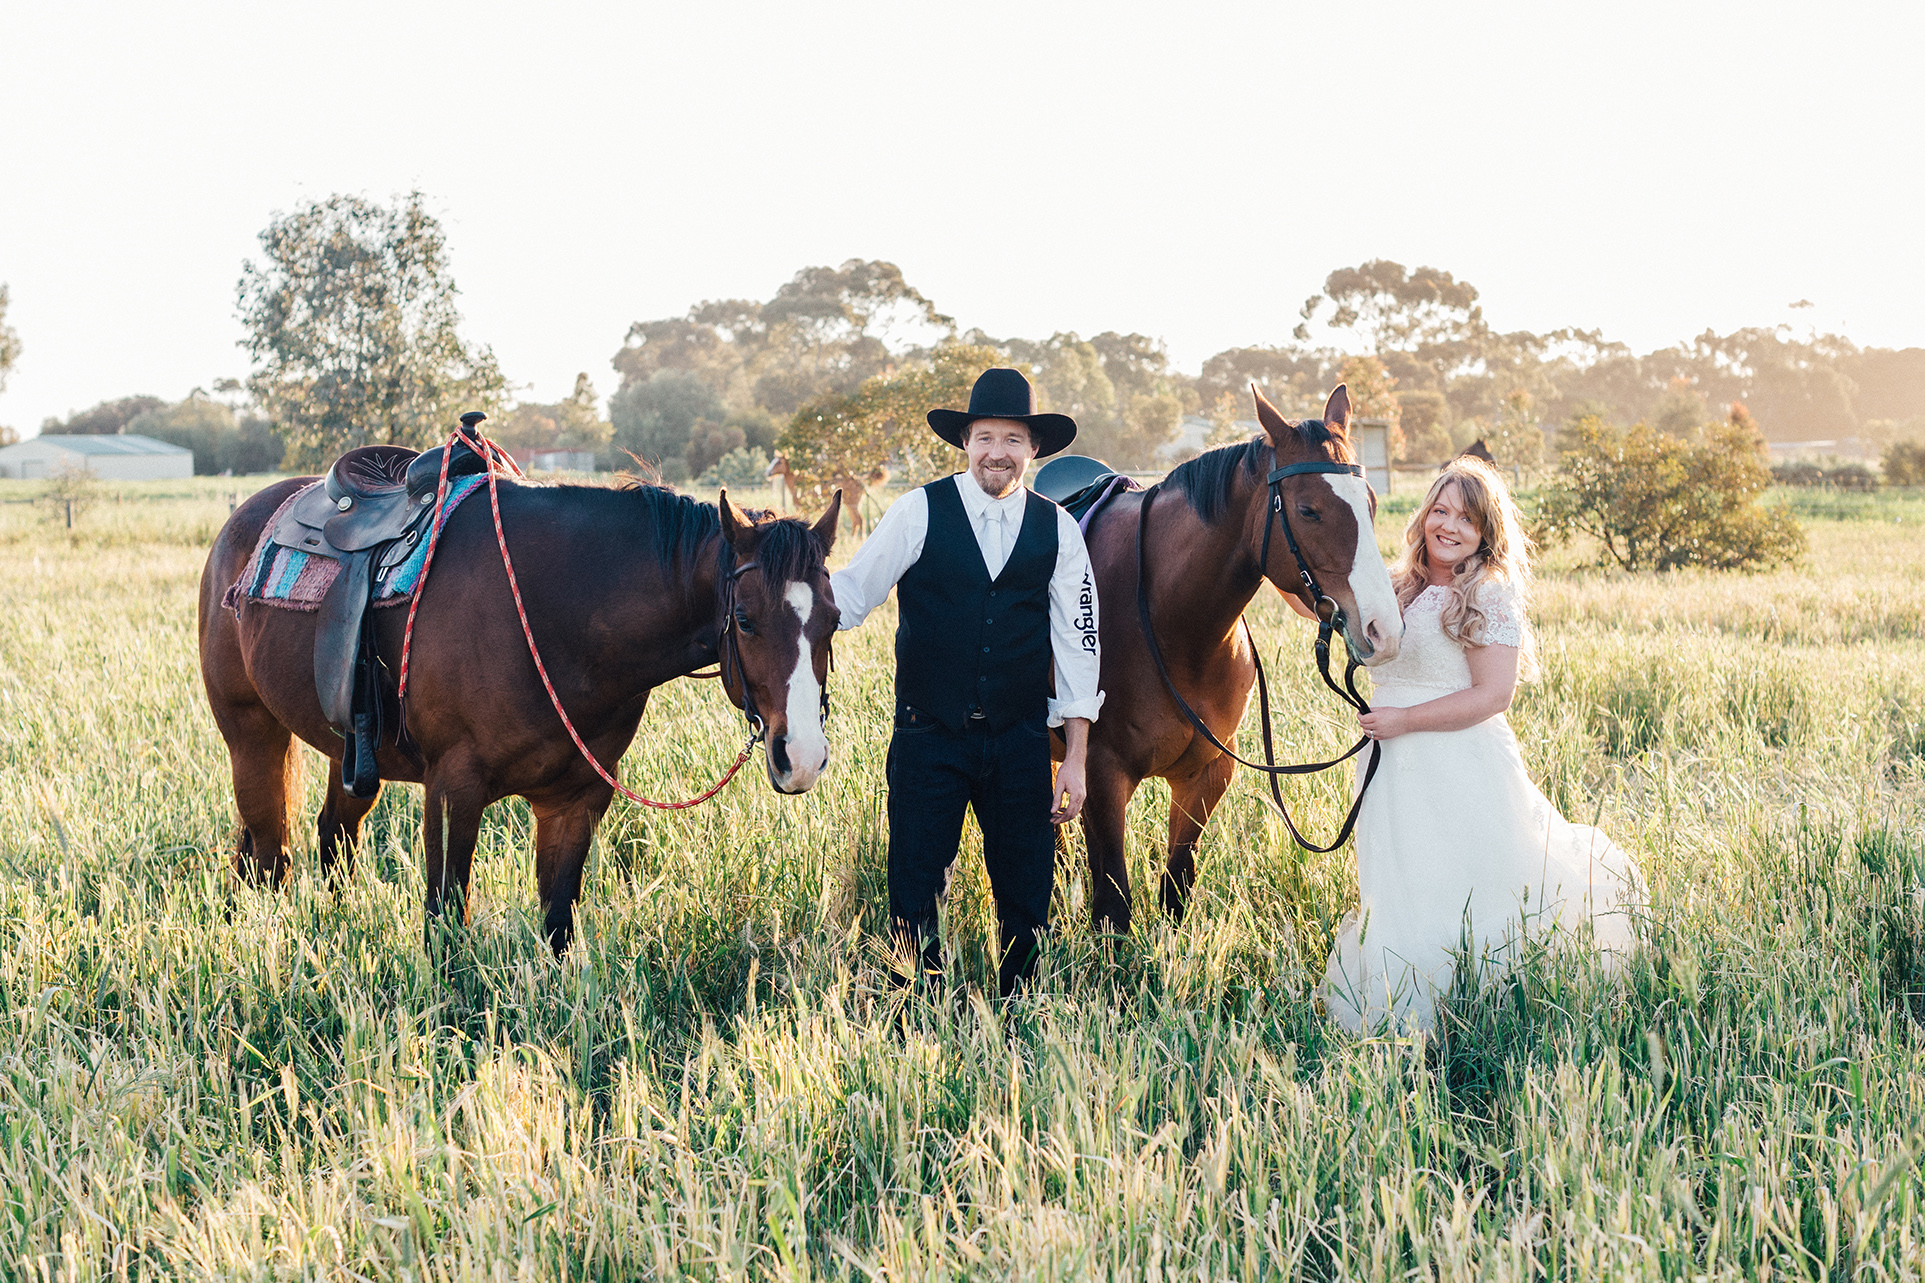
1477, 580, 1527, 648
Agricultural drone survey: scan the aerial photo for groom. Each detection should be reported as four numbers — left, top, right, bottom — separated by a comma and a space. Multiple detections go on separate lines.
830, 368, 1104, 996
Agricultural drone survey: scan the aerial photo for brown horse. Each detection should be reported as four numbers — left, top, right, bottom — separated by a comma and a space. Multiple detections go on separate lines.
828, 464, 889, 539
1069, 385, 1404, 933
198, 476, 842, 953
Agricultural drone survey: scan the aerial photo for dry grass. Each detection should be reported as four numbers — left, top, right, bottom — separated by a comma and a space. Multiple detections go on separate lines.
1, 476, 1922, 1279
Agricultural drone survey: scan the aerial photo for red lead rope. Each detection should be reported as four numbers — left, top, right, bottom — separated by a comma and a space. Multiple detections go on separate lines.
395, 425, 762, 810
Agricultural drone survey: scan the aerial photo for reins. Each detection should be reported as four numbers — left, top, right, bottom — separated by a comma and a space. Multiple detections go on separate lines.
1134, 455, 1382, 853
396, 416, 765, 810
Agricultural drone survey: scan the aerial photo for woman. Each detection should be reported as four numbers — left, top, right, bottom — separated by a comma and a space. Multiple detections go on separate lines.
1322, 457, 1644, 1033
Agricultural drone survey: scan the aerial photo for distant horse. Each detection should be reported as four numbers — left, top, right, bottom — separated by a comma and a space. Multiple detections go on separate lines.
828, 464, 889, 539
765, 454, 794, 513
1067, 385, 1403, 933
198, 476, 842, 954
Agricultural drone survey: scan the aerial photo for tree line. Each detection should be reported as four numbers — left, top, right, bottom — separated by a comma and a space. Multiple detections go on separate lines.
10, 194, 1925, 481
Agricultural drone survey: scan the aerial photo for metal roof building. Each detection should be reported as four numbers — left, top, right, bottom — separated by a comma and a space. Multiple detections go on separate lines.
0, 433, 194, 480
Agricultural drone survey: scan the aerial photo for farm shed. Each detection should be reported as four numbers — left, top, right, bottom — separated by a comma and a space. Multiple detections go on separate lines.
0, 433, 194, 480
1351, 418, 1392, 494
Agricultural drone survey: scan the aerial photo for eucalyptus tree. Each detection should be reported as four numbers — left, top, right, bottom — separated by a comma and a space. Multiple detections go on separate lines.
236, 192, 505, 468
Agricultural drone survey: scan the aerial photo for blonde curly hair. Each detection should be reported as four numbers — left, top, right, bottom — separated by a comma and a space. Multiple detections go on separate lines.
1390, 457, 1539, 679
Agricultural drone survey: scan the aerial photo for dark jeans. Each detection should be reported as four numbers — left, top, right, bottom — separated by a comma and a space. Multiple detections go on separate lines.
886, 707, 1056, 997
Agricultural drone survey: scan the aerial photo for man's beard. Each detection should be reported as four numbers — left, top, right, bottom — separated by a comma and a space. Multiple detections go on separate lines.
972, 460, 1023, 498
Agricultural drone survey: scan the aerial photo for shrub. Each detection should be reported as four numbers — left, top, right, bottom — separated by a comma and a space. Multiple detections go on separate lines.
1771, 459, 1877, 490
1883, 440, 1925, 486
698, 447, 771, 491
1537, 410, 1805, 571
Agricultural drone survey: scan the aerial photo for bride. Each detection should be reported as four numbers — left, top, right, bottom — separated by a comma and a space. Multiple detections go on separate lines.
1321, 456, 1644, 1033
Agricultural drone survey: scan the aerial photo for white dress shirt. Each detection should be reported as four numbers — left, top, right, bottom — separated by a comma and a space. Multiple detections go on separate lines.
830, 470, 1105, 726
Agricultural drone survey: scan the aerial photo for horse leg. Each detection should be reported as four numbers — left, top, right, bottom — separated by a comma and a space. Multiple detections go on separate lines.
217, 700, 301, 887
1162, 752, 1234, 922
532, 785, 613, 956
318, 755, 380, 886
1081, 753, 1137, 935
422, 757, 487, 945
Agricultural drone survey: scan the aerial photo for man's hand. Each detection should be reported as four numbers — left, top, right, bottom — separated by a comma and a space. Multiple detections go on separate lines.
1051, 718, 1091, 824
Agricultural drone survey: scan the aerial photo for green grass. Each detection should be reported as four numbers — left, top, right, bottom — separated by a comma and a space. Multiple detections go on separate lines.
2, 475, 1923, 1279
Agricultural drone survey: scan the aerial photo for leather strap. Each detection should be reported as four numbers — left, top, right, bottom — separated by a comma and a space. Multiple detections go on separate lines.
1134, 456, 1382, 855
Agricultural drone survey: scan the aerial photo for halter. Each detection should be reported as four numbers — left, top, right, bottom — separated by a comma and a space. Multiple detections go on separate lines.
1133, 447, 1382, 854
717, 559, 832, 740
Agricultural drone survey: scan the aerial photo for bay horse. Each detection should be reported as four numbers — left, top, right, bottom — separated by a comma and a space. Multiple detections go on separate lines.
1070, 384, 1403, 933
198, 476, 842, 954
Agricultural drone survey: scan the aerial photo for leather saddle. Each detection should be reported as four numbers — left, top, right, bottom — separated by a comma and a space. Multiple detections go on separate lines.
1032, 452, 1133, 526
265, 433, 493, 797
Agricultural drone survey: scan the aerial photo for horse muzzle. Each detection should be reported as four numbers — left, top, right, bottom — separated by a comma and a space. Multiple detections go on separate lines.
766, 728, 830, 794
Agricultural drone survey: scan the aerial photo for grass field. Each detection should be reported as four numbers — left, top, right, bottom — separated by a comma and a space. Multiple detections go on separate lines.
2, 474, 1923, 1280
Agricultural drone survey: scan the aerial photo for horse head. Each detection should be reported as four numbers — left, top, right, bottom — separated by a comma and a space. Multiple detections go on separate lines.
717, 489, 843, 793
1251, 384, 1403, 664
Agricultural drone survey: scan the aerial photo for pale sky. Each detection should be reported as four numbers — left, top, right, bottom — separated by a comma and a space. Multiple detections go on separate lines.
3, 0, 1920, 436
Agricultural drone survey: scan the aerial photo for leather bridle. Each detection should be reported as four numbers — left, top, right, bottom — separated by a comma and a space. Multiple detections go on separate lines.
1134, 450, 1382, 854
716, 558, 831, 742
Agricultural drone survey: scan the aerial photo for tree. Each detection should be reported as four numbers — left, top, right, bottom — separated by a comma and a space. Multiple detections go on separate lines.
1537, 406, 1804, 572
236, 192, 506, 469
0, 283, 20, 394
999, 332, 1116, 436
776, 342, 1000, 492
1297, 260, 1483, 353
1652, 377, 1709, 437
750, 259, 953, 416
1194, 346, 1328, 414
1397, 389, 1452, 463
610, 370, 725, 481
42, 395, 165, 435
115, 392, 286, 474
495, 373, 613, 456
1336, 354, 1403, 462
1485, 388, 1545, 469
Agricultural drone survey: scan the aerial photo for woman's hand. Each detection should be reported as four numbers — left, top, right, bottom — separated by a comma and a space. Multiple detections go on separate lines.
1358, 706, 1412, 741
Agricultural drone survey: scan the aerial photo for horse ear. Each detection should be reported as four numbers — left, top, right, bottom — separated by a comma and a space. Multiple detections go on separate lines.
1251, 383, 1293, 445
719, 488, 754, 549
1323, 384, 1352, 435
812, 488, 843, 555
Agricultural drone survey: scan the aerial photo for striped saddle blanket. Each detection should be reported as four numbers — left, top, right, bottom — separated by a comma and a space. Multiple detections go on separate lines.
228, 473, 488, 612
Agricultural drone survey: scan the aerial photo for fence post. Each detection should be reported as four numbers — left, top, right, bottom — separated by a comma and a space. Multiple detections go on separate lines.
65, 499, 73, 529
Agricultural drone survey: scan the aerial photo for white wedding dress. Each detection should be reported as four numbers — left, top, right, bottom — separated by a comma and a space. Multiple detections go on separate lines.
1322, 581, 1645, 1034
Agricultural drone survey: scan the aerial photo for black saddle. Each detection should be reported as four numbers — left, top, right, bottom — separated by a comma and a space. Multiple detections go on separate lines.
265, 422, 497, 797
1032, 453, 1132, 525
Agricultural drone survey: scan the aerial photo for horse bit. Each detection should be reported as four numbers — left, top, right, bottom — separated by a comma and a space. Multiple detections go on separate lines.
1135, 451, 1382, 854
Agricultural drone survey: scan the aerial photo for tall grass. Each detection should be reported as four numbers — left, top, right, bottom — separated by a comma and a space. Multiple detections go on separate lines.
0, 476, 1921, 1279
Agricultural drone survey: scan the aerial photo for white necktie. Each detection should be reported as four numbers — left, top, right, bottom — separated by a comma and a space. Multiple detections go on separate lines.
985, 506, 1007, 578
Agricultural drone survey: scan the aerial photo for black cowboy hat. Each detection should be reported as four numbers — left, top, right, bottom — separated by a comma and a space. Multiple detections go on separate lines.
927, 368, 1077, 458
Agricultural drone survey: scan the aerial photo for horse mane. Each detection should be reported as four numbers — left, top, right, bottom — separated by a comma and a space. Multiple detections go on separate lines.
1165, 421, 1350, 525
607, 478, 827, 585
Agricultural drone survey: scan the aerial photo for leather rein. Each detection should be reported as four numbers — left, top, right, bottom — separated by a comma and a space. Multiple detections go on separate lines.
399, 420, 768, 810
1134, 455, 1382, 853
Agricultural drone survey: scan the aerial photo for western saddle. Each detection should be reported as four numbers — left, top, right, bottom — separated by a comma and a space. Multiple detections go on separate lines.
264, 412, 497, 797
1032, 452, 1132, 526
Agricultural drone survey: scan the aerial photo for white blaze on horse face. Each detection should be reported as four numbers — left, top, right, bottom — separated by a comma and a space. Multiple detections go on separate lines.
1322, 474, 1404, 662
777, 580, 830, 789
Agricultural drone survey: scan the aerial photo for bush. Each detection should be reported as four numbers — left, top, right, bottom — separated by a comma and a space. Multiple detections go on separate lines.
1883, 440, 1925, 486
1537, 410, 1805, 571
1771, 459, 1877, 490
699, 447, 773, 491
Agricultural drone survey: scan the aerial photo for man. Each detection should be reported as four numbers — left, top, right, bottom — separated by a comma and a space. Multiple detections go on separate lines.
831, 368, 1104, 996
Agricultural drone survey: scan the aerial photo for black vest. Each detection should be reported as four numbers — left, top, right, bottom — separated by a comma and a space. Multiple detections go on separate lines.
895, 476, 1059, 733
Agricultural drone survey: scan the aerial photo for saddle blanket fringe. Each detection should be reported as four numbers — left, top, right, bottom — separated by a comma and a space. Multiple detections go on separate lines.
224, 474, 489, 613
